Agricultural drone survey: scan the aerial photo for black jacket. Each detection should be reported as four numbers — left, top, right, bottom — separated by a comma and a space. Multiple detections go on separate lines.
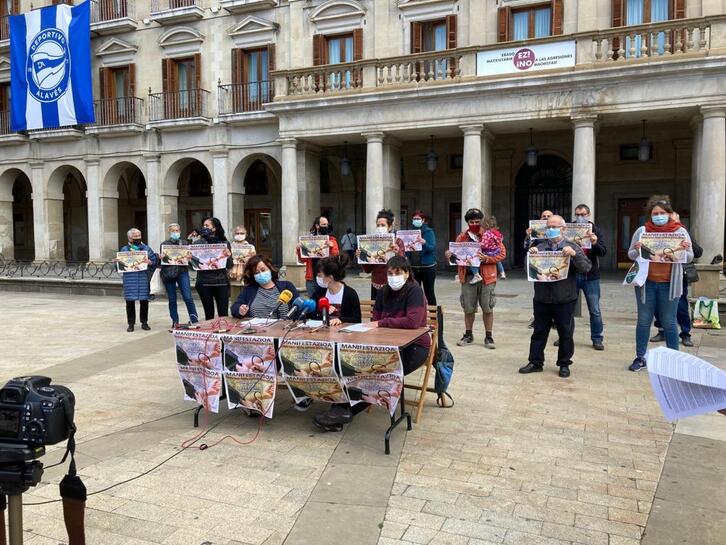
580, 222, 607, 280
310, 284, 362, 324
532, 239, 592, 304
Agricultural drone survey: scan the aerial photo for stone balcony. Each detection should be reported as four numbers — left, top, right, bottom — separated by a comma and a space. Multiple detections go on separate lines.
91, 0, 138, 35
149, 0, 204, 24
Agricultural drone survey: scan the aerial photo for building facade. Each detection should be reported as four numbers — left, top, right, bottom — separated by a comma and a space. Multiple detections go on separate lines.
0, 0, 725, 279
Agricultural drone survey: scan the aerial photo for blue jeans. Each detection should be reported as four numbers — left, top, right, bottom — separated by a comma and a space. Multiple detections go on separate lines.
164, 271, 199, 324
496, 262, 504, 275
635, 280, 679, 358
654, 279, 691, 337
577, 275, 604, 344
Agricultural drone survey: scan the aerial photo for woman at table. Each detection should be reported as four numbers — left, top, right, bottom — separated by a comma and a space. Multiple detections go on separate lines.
313, 256, 431, 431
309, 254, 361, 326
231, 255, 299, 319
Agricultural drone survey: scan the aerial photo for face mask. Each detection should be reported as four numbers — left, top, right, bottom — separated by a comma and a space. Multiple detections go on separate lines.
652, 214, 669, 226
254, 271, 272, 285
574, 216, 589, 224
412, 219, 423, 228
131, 238, 142, 246
318, 226, 329, 236
189, 235, 200, 242
170, 232, 181, 241
234, 234, 246, 242
200, 227, 213, 239
316, 276, 329, 289
388, 274, 406, 291
376, 226, 389, 234
545, 228, 561, 239
468, 223, 480, 233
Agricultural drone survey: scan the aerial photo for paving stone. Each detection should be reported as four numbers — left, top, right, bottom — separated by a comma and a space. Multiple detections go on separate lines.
574, 514, 642, 539
402, 525, 440, 544
440, 519, 507, 542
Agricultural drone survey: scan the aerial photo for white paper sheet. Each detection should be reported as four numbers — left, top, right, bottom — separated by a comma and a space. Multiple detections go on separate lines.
338, 323, 372, 333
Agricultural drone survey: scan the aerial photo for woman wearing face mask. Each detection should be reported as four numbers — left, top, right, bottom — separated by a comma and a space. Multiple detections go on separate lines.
231, 255, 299, 319
187, 229, 201, 243
309, 254, 361, 326
119, 228, 159, 332
229, 226, 256, 304
405, 210, 437, 306
160, 222, 199, 327
357, 209, 406, 300
193, 217, 233, 320
313, 256, 430, 431
627, 195, 693, 372
297, 216, 340, 296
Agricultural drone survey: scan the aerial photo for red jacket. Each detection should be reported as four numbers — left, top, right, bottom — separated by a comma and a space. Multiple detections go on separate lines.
455, 228, 506, 285
297, 236, 340, 281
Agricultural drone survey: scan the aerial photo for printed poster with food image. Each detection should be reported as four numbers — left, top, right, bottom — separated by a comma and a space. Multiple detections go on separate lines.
527, 251, 571, 282
337, 344, 404, 415
396, 230, 423, 252
224, 372, 276, 417
529, 220, 548, 240
564, 224, 592, 249
298, 235, 330, 258
116, 251, 148, 273
160, 244, 191, 266
639, 232, 688, 263
279, 340, 348, 404
448, 242, 481, 267
178, 365, 222, 413
223, 336, 277, 416
189, 243, 229, 271
357, 234, 397, 264
173, 330, 224, 412
230, 243, 255, 264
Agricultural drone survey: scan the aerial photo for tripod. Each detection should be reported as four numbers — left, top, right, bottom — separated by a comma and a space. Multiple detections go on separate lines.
0, 445, 45, 545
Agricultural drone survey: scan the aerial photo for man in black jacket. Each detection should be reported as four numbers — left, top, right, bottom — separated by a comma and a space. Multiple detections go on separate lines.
520, 215, 592, 378
573, 204, 607, 350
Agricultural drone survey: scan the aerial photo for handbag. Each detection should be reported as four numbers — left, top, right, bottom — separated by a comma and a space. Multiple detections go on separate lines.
683, 263, 699, 284
623, 258, 649, 287
149, 268, 164, 295
433, 307, 454, 407
160, 265, 180, 282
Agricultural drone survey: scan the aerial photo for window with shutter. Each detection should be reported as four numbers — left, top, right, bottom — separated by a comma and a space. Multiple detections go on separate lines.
497, 7, 511, 42
353, 28, 363, 61
411, 22, 423, 53
511, 4, 553, 40
445, 15, 457, 49
552, 0, 564, 35
0, 83, 9, 111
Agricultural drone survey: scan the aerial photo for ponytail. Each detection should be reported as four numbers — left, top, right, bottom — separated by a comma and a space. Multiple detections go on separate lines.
316, 253, 349, 281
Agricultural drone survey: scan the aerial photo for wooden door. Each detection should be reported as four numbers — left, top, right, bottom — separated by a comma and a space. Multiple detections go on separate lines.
449, 202, 461, 242
616, 197, 648, 268
245, 208, 273, 259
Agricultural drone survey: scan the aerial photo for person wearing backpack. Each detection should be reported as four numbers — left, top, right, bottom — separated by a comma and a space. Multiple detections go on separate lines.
340, 227, 357, 268
160, 223, 199, 327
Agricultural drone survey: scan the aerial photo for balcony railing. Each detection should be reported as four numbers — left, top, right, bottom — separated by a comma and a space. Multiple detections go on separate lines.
218, 81, 274, 115
0, 14, 9, 42
150, 0, 201, 11
93, 97, 144, 126
148, 89, 210, 121
0, 111, 11, 135
92, 0, 133, 23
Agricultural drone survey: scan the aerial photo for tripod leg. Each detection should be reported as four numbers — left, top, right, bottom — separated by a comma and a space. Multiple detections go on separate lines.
7, 495, 21, 545
0, 494, 6, 545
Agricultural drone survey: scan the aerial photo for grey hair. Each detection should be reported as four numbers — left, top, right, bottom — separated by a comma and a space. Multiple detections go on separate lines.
167, 223, 180, 230
127, 227, 141, 238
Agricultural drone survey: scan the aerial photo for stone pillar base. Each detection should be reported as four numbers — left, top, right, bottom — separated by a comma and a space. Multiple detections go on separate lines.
690, 264, 724, 300
279, 264, 306, 293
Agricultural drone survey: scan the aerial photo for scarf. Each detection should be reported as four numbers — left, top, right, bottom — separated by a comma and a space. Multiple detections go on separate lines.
644, 219, 683, 233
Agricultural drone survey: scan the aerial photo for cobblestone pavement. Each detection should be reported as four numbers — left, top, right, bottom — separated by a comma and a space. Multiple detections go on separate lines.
2, 271, 724, 545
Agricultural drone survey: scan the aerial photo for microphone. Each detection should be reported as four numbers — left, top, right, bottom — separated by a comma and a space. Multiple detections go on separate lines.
298, 299, 317, 322
318, 297, 330, 327
268, 289, 293, 319
284, 297, 305, 320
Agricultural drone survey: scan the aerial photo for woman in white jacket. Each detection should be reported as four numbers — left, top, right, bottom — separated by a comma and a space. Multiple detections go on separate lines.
627, 195, 693, 371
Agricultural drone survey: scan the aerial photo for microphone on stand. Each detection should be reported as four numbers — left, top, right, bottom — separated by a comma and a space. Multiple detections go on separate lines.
284, 297, 306, 320
269, 289, 293, 319
298, 299, 317, 323
318, 297, 331, 327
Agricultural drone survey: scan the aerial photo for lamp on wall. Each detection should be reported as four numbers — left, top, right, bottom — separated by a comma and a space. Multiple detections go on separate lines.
426, 135, 438, 172
340, 141, 352, 176
638, 119, 652, 162
526, 128, 538, 167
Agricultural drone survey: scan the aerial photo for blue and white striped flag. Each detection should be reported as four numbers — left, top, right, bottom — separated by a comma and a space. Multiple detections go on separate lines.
9, 1, 94, 131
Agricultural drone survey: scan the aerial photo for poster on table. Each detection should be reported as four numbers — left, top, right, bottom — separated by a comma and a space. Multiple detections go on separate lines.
357, 234, 397, 264
279, 339, 348, 404
173, 330, 224, 412
337, 344, 404, 416
527, 251, 571, 282
160, 245, 191, 266
447, 242, 481, 267
116, 251, 148, 273
224, 372, 276, 417
189, 244, 229, 270
223, 336, 277, 416
639, 233, 688, 263
564, 224, 592, 249
396, 230, 423, 252
529, 220, 548, 240
298, 235, 330, 258
230, 243, 255, 265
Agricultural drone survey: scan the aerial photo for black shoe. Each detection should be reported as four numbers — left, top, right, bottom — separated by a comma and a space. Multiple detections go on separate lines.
295, 398, 313, 412
629, 357, 647, 372
593, 342, 605, 351
457, 333, 474, 346
681, 336, 694, 347
312, 417, 344, 433
519, 363, 543, 374
127, 324, 134, 332
141, 323, 151, 331
484, 336, 496, 349
553, 339, 560, 347
649, 332, 665, 343
558, 366, 571, 378
313, 405, 352, 427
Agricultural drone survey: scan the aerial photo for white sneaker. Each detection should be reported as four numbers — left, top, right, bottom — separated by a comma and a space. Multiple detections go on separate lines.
499, 272, 506, 279
469, 274, 483, 285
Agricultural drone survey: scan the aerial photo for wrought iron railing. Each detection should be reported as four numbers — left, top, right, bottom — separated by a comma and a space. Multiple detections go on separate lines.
0, 14, 9, 42
218, 81, 273, 115
93, 97, 144, 126
0, 111, 11, 135
0, 259, 119, 281
148, 89, 210, 121
150, 0, 201, 12
92, 0, 134, 23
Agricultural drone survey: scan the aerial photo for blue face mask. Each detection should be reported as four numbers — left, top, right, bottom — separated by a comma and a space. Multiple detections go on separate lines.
652, 214, 669, 226
412, 219, 423, 228
545, 228, 561, 239
170, 232, 181, 241
254, 271, 272, 285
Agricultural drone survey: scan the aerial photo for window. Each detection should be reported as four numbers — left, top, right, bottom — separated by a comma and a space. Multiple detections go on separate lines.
612, 0, 684, 57
98, 64, 136, 124
512, 5, 552, 41
0, 83, 9, 111
231, 45, 274, 112
410, 16, 457, 80
619, 143, 653, 161
312, 29, 362, 90
1, 0, 18, 41
161, 55, 201, 116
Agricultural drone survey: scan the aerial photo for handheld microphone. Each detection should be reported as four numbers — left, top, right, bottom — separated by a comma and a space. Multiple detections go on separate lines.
298, 299, 317, 322
269, 289, 293, 318
285, 297, 305, 320
318, 297, 331, 327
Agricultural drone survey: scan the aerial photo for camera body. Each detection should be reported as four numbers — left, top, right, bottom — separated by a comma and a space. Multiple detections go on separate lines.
0, 376, 75, 447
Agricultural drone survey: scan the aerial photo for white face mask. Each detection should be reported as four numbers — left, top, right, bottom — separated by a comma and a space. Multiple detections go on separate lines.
388, 274, 406, 291
376, 226, 389, 234
234, 234, 246, 242
316, 276, 329, 289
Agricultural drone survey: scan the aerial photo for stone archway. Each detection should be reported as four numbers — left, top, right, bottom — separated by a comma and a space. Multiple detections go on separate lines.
110, 162, 147, 249
0, 168, 33, 260
48, 165, 89, 262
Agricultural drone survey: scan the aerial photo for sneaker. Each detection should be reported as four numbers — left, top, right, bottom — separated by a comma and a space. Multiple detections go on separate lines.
295, 398, 313, 412
484, 336, 496, 349
649, 332, 665, 343
681, 336, 694, 347
593, 342, 605, 351
469, 274, 483, 285
457, 333, 474, 346
499, 272, 507, 279
629, 357, 647, 372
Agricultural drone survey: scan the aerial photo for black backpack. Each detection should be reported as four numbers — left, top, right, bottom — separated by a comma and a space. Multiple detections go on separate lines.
433, 307, 454, 407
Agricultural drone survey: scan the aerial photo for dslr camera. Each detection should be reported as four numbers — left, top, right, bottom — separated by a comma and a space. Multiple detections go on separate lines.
0, 376, 75, 447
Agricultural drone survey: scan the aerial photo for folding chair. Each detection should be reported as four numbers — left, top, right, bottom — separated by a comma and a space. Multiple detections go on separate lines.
403, 305, 439, 423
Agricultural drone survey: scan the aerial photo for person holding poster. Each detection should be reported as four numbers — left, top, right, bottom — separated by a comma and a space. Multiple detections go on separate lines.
229, 225, 256, 303
357, 209, 406, 300
297, 216, 339, 295
194, 217, 233, 320
312, 256, 430, 430
445, 208, 506, 349
231, 255, 299, 319
160, 223, 198, 327
310, 254, 362, 325
520, 215, 591, 378
405, 210, 438, 306
524, 210, 554, 251
627, 196, 694, 372
120, 228, 158, 332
